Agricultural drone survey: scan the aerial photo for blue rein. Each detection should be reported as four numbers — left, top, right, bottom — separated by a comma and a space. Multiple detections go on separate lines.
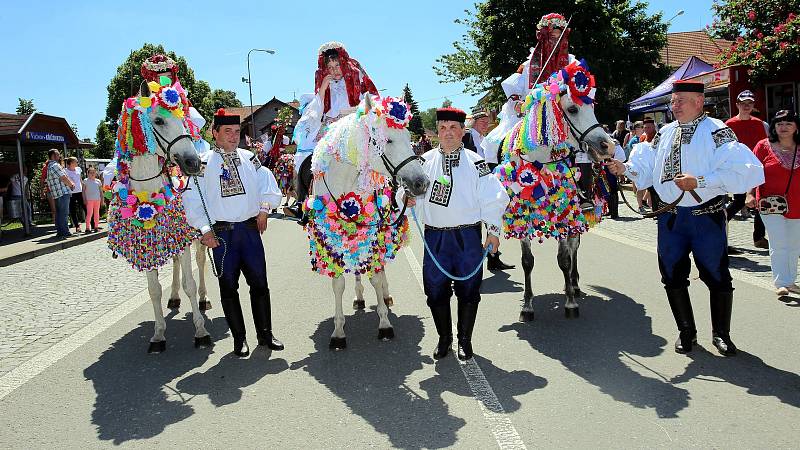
410, 207, 493, 281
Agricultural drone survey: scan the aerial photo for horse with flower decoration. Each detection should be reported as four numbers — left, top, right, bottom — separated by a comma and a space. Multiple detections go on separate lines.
494, 59, 615, 321
306, 95, 429, 350
107, 79, 211, 353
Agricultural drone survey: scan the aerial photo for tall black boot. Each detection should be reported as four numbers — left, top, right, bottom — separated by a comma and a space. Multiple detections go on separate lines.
221, 297, 249, 357
665, 287, 697, 354
710, 291, 737, 356
252, 288, 284, 351
487, 252, 515, 271
430, 304, 453, 359
457, 301, 479, 360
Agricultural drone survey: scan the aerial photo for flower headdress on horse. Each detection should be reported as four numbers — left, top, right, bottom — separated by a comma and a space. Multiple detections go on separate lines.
315, 41, 379, 115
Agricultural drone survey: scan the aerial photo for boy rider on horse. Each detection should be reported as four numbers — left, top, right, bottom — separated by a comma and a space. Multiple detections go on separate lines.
183, 109, 285, 357
286, 41, 379, 223
406, 108, 509, 361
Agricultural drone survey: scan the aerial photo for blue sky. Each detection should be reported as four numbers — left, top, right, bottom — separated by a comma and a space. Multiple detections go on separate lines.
0, 0, 713, 140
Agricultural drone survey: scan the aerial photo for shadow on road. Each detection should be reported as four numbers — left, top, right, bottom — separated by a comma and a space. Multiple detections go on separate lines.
482, 269, 524, 294
499, 285, 691, 418
672, 349, 800, 407
83, 313, 222, 444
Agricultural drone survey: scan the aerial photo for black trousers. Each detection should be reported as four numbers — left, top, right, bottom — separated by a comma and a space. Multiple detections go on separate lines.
295, 156, 313, 206
725, 193, 765, 241
68, 192, 85, 229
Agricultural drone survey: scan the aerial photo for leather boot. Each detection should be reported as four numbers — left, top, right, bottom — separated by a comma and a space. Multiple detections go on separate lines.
221, 297, 249, 357
457, 301, 479, 360
710, 291, 737, 356
665, 287, 697, 354
252, 288, 284, 351
430, 304, 452, 359
487, 252, 515, 271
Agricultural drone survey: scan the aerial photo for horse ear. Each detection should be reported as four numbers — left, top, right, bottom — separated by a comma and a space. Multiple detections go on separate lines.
363, 94, 375, 113
139, 80, 151, 98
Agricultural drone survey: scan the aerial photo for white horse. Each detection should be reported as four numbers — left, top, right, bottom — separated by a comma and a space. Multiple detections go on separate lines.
495, 59, 614, 321
107, 81, 211, 353
307, 95, 429, 349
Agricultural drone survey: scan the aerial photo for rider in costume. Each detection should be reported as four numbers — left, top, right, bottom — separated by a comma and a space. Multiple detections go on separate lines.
608, 80, 764, 356
409, 107, 509, 361
183, 109, 284, 357
285, 41, 379, 223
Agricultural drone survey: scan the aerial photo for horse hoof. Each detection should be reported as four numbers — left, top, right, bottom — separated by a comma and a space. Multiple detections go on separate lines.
329, 337, 347, 350
378, 327, 395, 341
199, 300, 212, 311
383, 296, 394, 307
353, 299, 366, 310
519, 311, 535, 322
167, 298, 181, 309
565, 307, 580, 319
148, 341, 166, 353
194, 335, 212, 348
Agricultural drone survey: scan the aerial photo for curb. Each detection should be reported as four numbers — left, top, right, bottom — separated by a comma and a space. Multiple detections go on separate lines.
0, 231, 108, 268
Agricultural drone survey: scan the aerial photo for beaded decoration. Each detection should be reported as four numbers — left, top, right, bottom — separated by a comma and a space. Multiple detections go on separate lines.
107, 77, 200, 271
496, 59, 606, 242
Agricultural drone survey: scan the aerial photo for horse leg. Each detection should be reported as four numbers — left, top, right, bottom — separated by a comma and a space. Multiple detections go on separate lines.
167, 256, 181, 310
558, 238, 580, 319
146, 270, 167, 353
330, 276, 347, 350
382, 271, 394, 307
180, 248, 211, 347
519, 238, 536, 322
195, 240, 211, 311
571, 235, 583, 297
353, 274, 366, 310
371, 271, 394, 340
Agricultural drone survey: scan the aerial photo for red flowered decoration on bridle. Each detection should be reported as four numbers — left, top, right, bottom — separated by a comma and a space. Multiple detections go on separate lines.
560, 60, 595, 106
379, 97, 412, 129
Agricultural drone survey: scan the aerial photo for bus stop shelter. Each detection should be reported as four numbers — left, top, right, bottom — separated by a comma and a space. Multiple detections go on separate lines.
0, 112, 81, 235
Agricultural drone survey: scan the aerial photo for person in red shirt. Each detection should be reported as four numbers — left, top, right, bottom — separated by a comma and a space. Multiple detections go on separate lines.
725, 90, 769, 251
747, 109, 800, 296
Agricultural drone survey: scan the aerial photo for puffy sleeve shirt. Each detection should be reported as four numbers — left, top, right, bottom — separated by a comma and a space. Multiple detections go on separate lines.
753, 139, 800, 219
183, 148, 282, 234
414, 146, 509, 235
625, 115, 764, 206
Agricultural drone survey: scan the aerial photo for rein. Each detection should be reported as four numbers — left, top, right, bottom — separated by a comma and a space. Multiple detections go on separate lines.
617, 183, 703, 218
127, 127, 193, 182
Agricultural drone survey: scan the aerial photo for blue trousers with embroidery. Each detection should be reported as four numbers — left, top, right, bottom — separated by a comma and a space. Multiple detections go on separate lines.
657, 203, 733, 292
423, 223, 484, 306
212, 220, 272, 340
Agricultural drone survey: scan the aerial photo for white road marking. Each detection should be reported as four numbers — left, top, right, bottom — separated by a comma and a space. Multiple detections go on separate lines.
591, 227, 774, 292
402, 245, 527, 450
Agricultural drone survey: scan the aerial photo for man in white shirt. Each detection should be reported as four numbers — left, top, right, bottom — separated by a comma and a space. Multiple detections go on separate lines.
608, 80, 764, 357
408, 107, 509, 361
183, 109, 284, 357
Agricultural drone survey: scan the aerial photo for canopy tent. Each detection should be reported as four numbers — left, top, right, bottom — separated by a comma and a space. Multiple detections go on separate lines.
629, 56, 714, 113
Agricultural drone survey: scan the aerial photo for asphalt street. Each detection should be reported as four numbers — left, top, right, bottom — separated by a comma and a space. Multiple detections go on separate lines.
1, 212, 798, 448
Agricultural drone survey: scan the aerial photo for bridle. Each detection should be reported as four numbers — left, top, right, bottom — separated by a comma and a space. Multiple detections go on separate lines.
127, 125, 193, 182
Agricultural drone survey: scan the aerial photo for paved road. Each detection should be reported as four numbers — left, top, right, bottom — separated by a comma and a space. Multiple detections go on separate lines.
1, 210, 798, 448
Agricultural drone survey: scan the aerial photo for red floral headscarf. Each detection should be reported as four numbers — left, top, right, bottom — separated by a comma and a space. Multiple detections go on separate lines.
314, 42, 378, 114
141, 54, 180, 83
526, 14, 571, 89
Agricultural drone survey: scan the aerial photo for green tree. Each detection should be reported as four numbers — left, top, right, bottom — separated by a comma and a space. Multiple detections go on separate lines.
402, 84, 425, 137
105, 44, 206, 131
436, 0, 670, 123
199, 88, 243, 122
16, 98, 35, 115
94, 121, 115, 159
419, 107, 438, 132
709, 0, 799, 82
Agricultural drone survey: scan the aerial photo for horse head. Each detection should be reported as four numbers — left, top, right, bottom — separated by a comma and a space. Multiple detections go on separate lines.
514, 59, 614, 164
361, 95, 430, 196
117, 81, 202, 177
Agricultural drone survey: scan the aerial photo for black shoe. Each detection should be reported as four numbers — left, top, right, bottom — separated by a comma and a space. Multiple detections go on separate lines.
710, 291, 737, 356
430, 304, 452, 359
727, 246, 742, 255
233, 339, 250, 357
457, 301, 479, 361
665, 287, 697, 354
258, 335, 284, 351
283, 204, 301, 218
298, 211, 310, 227
487, 253, 515, 271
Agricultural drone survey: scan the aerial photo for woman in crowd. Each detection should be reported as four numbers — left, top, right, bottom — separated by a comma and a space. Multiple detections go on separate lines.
82, 166, 102, 233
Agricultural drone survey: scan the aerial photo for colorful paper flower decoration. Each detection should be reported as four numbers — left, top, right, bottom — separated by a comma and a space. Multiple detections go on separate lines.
380, 97, 412, 129
560, 60, 596, 105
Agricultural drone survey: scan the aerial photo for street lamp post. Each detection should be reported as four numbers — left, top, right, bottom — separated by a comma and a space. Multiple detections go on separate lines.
665, 10, 685, 70
244, 48, 276, 142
